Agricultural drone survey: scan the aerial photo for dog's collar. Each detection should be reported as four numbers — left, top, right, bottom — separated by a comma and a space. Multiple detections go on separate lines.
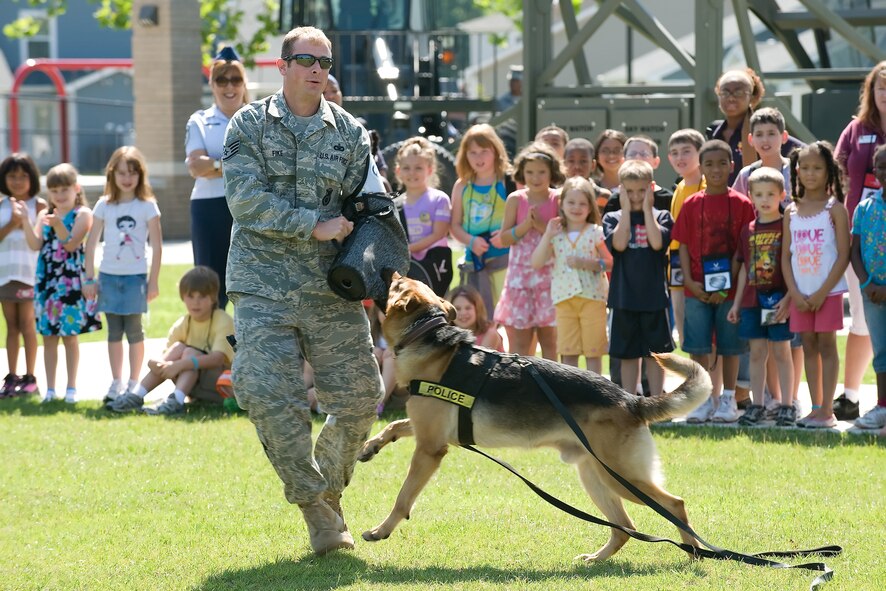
393, 310, 449, 354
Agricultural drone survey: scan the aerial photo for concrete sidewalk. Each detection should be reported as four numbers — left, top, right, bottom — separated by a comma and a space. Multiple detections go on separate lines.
31, 336, 878, 433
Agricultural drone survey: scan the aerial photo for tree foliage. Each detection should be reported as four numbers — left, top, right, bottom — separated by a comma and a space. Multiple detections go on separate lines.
2, 0, 279, 66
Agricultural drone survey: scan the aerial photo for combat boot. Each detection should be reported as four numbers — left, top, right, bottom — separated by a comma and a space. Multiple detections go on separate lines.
299, 498, 354, 555
321, 491, 348, 531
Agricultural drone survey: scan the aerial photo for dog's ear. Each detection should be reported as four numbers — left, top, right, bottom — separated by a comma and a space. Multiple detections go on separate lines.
386, 281, 420, 315
442, 298, 457, 323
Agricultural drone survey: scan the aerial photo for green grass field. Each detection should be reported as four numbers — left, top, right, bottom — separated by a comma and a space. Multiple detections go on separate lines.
1, 401, 883, 590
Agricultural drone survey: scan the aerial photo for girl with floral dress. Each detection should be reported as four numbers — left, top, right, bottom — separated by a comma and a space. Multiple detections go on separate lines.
22, 164, 101, 403
494, 143, 566, 359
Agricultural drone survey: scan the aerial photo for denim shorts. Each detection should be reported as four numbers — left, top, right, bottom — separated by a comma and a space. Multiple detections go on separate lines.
862, 292, 886, 373
98, 272, 147, 315
683, 297, 747, 356
738, 307, 794, 341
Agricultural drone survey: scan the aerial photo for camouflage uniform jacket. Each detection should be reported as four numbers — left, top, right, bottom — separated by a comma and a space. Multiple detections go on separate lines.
223, 91, 371, 301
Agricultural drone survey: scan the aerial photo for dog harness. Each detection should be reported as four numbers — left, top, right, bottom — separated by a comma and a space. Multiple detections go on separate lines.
409, 344, 621, 446
409, 344, 495, 445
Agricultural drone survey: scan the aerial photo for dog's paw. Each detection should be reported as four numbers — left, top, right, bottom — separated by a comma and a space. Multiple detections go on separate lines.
362, 529, 390, 542
575, 552, 607, 563
357, 443, 380, 462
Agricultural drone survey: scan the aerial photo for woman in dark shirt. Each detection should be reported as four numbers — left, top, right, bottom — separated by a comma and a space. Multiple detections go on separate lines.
706, 68, 803, 185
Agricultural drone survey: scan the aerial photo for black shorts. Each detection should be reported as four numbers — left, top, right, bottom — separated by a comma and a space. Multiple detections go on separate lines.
609, 308, 674, 360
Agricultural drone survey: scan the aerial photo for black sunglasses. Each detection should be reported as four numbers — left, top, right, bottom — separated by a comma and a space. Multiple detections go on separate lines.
281, 53, 335, 70
214, 75, 244, 87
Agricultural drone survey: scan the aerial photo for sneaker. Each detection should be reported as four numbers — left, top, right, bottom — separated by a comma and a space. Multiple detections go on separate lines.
0, 373, 19, 398
102, 382, 123, 405
763, 390, 782, 419
801, 414, 837, 429
833, 395, 860, 421
792, 399, 802, 418
854, 405, 886, 430
64, 389, 77, 404
144, 394, 185, 415
738, 404, 764, 426
14, 374, 39, 396
712, 392, 740, 422
108, 392, 145, 413
775, 405, 797, 427
41, 389, 57, 404
686, 396, 716, 423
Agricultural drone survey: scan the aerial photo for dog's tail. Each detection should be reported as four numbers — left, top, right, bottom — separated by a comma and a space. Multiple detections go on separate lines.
633, 353, 712, 424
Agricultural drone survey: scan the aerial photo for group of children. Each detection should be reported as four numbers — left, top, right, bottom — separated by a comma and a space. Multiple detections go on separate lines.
390, 110, 884, 430
2, 110, 884, 430
0, 147, 234, 415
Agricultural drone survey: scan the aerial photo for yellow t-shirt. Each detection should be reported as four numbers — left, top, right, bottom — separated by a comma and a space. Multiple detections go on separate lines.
669, 177, 706, 251
166, 309, 235, 366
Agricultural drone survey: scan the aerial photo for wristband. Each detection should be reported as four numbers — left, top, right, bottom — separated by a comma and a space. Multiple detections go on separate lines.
511, 227, 518, 241
469, 236, 476, 251
598, 258, 606, 272
859, 276, 873, 290
191, 356, 199, 370
83, 278, 96, 286
717, 290, 728, 298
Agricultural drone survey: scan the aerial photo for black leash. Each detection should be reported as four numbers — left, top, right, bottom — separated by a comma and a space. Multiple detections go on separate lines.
463, 361, 841, 590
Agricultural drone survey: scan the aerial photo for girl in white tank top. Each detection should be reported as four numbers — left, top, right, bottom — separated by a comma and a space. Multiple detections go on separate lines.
0, 153, 47, 397
782, 142, 851, 429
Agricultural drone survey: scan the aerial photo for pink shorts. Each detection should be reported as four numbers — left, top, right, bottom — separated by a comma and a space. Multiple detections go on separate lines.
789, 293, 844, 333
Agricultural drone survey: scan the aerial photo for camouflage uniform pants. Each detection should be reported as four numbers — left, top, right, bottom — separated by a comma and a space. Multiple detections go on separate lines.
231, 292, 382, 505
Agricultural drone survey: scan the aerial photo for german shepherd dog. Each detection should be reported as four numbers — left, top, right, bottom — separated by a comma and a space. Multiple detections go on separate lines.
359, 274, 711, 561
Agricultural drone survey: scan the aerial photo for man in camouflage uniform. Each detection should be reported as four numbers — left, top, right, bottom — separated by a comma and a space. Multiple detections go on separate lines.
222, 26, 382, 555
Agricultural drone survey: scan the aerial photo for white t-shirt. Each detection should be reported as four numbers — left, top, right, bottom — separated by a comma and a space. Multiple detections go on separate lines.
92, 197, 161, 275
185, 104, 231, 200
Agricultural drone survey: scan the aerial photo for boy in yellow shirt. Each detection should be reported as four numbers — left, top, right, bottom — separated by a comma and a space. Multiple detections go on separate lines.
108, 266, 234, 414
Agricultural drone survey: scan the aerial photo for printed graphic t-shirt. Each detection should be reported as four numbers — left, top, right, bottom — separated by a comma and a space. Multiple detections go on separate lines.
603, 208, 673, 311
735, 218, 786, 308
852, 190, 886, 286
93, 197, 161, 276
403, 188, 452, 261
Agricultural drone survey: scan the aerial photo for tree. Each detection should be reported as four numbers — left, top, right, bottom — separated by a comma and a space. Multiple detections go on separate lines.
3, 0, 280, 66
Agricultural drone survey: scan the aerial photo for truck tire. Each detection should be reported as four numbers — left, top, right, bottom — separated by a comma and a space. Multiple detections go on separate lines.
380, 140, 458, 194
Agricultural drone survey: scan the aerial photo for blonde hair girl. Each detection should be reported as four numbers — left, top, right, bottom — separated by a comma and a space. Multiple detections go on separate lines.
396, 136, 453, 296
450, 124, 513, 319
85, 146, 163, 404
21, 163, 101, 403
531, 176, 611, 371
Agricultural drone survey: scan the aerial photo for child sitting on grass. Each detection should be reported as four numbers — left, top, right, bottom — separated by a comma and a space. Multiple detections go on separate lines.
107, 266, 234, 415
